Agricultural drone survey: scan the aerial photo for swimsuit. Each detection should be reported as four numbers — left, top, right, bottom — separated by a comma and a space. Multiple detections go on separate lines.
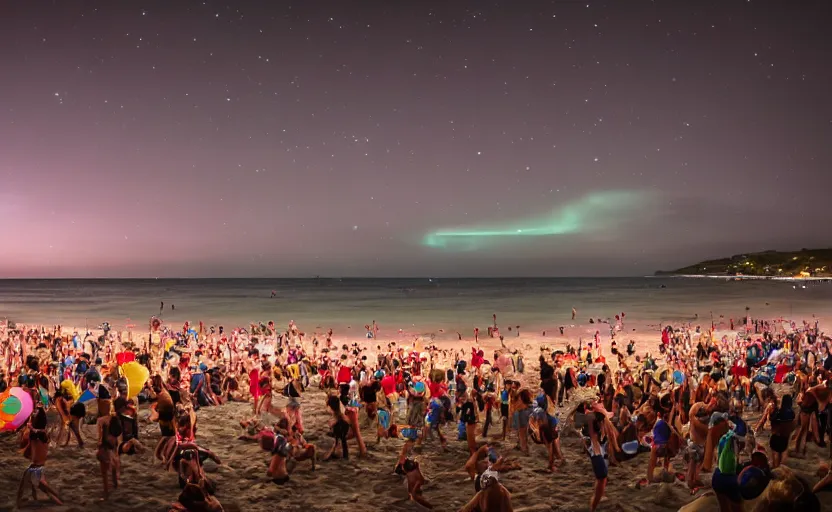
70, 401, 86, 418
585, 440, 608, 480
26, 465, 44, 486
769, 434, 788, 454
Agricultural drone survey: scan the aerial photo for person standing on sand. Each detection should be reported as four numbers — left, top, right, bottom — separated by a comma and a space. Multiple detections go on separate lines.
769, 394, 796, 468
149, 317, 164, 375
96, 410, 122, 500
460, 390, 479, 454
685, 399, 709, 489
508, 381, 531, 454
17, 408, 64, 508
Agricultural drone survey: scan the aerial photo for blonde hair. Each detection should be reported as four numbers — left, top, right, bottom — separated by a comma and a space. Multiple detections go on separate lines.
751, 467, 804, 512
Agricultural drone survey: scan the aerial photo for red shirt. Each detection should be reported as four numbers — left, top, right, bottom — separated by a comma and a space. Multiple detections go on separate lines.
428, 380, 446, 398
471, 348, 484, 369
380, 375, 396, 396
336, 365, 352, 384
730, 361, 748, 379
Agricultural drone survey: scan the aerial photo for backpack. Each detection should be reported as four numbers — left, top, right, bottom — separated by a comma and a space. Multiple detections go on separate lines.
717, 430, 738, 475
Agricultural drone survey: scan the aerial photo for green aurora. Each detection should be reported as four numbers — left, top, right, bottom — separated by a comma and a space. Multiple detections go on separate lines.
421, 190, 650, 251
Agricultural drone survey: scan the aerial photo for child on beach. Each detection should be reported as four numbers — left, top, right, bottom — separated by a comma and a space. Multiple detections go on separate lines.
16, 408, 64, 508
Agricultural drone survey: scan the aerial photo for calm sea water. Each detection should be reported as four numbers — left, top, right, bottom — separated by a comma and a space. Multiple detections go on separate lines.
1, 278, 830, 337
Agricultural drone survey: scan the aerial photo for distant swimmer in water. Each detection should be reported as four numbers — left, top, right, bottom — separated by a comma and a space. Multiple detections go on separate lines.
172, 304, 175, 311
160, 302, 164, 315
572, 307, 577, 321
271, 290, 276, 298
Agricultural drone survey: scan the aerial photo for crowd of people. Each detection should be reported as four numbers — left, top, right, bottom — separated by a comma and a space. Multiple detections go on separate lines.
1, 311, 831, 511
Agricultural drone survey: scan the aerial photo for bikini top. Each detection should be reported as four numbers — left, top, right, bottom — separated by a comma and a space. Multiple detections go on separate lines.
29, 428, 48, 443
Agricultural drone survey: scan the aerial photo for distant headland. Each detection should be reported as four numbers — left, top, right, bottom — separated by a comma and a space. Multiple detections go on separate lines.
655, 248, 832, 279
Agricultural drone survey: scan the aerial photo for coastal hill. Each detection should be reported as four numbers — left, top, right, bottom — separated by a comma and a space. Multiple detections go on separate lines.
655, 248, 832, 277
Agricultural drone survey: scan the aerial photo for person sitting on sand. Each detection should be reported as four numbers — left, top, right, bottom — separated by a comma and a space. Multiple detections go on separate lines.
458, 468, 513, 512
16, 408, 64, 508
221, 369, 241, 401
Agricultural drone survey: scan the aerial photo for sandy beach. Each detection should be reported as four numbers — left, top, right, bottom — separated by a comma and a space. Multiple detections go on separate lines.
3, 318, 832, 512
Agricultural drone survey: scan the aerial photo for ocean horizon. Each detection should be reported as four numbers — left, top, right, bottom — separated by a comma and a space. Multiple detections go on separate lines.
2, 277, 830, 337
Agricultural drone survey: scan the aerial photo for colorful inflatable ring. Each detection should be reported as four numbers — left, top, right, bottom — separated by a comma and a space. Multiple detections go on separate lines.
0, 387, 34, 432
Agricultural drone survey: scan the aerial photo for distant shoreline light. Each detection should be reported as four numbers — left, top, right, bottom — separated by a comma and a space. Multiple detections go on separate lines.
653, 274, 832, 282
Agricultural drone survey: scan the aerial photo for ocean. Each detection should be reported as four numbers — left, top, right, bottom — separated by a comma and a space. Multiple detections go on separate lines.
1, 278, 830, 337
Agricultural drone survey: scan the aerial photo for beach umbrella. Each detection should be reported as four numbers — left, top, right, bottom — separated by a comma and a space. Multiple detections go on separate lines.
0, 387, 35, 432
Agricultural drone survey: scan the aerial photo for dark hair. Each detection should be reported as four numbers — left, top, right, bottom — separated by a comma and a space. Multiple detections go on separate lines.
32, 408, 48, 429
107, 416, 123, 437
326, 395, 341, 412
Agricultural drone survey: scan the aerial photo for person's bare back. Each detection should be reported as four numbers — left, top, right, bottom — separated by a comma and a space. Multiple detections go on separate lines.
688, 402, 708, 445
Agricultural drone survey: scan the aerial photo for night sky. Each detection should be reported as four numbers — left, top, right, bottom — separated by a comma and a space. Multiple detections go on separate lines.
2, 1, 830, 278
